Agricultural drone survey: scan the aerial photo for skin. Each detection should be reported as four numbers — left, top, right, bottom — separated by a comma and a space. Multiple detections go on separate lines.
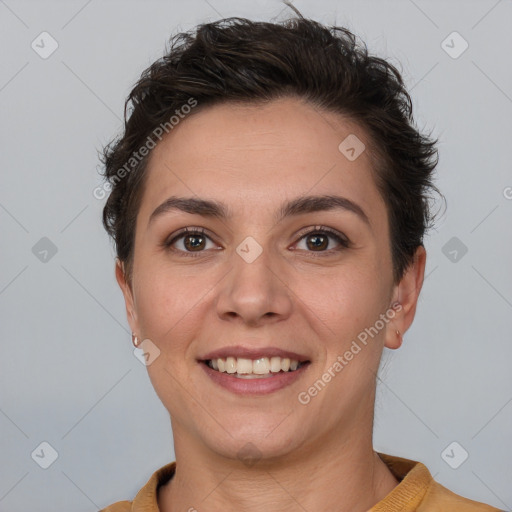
116, 96, 426, 512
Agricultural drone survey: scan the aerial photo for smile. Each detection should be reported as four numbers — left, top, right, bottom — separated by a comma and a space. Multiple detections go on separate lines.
205, 356, 307, 378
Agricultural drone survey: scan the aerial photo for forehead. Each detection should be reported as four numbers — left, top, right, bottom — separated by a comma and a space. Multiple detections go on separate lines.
139, 97, 387, 227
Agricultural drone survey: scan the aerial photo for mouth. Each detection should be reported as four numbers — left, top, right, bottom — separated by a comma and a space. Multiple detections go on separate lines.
198, 345, 311, 394
201, 356, 311, 379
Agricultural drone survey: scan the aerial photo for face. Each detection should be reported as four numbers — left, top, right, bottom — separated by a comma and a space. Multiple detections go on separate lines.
116, 96, 425, 461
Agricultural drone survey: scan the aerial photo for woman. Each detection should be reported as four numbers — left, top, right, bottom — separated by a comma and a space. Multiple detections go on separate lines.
99, 14, 502, 512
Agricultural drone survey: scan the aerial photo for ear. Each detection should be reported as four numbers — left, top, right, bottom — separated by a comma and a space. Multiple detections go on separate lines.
115, 258, 140, 336
384, 245, 426, 350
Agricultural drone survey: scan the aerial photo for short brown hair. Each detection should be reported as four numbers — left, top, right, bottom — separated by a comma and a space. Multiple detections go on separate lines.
100, 16, 440, 283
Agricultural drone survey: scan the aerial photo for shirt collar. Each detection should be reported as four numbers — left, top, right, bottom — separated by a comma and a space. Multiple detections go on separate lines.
129, 453, 432, 511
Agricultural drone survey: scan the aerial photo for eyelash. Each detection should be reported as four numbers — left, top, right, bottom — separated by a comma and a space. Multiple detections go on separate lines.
162, 225, 350, 258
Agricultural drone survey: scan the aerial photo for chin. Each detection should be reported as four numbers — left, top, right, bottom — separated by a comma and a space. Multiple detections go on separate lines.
201, 419, 305, 464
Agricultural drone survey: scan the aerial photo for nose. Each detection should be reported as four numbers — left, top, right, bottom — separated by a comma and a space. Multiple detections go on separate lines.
215, 241, 293, 327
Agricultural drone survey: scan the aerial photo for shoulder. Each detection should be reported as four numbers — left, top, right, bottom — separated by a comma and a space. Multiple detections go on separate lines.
99, 500, 132, 512
375, 453, 503, 512
98, 461, 176, 512
419, 479, 504, 511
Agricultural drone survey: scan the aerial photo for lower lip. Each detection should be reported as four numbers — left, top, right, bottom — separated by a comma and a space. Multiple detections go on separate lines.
200, 362, 310, 395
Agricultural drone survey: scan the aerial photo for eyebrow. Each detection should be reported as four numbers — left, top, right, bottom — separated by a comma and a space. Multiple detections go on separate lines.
148, 194, 370, 227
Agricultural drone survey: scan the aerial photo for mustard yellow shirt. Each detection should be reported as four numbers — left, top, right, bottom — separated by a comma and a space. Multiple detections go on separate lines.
100, 452, 503, 511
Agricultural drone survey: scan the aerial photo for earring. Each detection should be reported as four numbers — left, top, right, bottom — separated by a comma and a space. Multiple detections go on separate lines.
132, 333, 140, 348
396, 329, 402, 345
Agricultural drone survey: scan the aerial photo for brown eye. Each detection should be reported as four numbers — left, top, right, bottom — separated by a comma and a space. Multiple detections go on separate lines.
182, 233, 206, 251
295, 226, 350, 253
164, 227, 217, 256
305, 233, 329, 251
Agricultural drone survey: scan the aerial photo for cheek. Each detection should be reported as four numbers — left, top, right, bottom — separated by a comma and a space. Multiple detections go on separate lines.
133, 260, 198, 345
298, 255, 385, 319
132, 255, 226, 361
133, 263, 203, 407
292, 258, 391, 369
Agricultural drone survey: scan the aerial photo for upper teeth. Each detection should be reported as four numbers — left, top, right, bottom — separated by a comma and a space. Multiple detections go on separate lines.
209, 356, 301, 375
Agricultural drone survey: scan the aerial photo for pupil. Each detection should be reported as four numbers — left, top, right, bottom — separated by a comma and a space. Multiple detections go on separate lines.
186, 235, 204, 250
308, 234, 327, 250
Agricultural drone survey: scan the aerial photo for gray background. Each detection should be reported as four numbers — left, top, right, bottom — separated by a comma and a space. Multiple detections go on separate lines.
1, 0, 511, 510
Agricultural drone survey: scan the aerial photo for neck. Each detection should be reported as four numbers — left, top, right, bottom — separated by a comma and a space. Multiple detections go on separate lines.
158, 423, 399, 512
